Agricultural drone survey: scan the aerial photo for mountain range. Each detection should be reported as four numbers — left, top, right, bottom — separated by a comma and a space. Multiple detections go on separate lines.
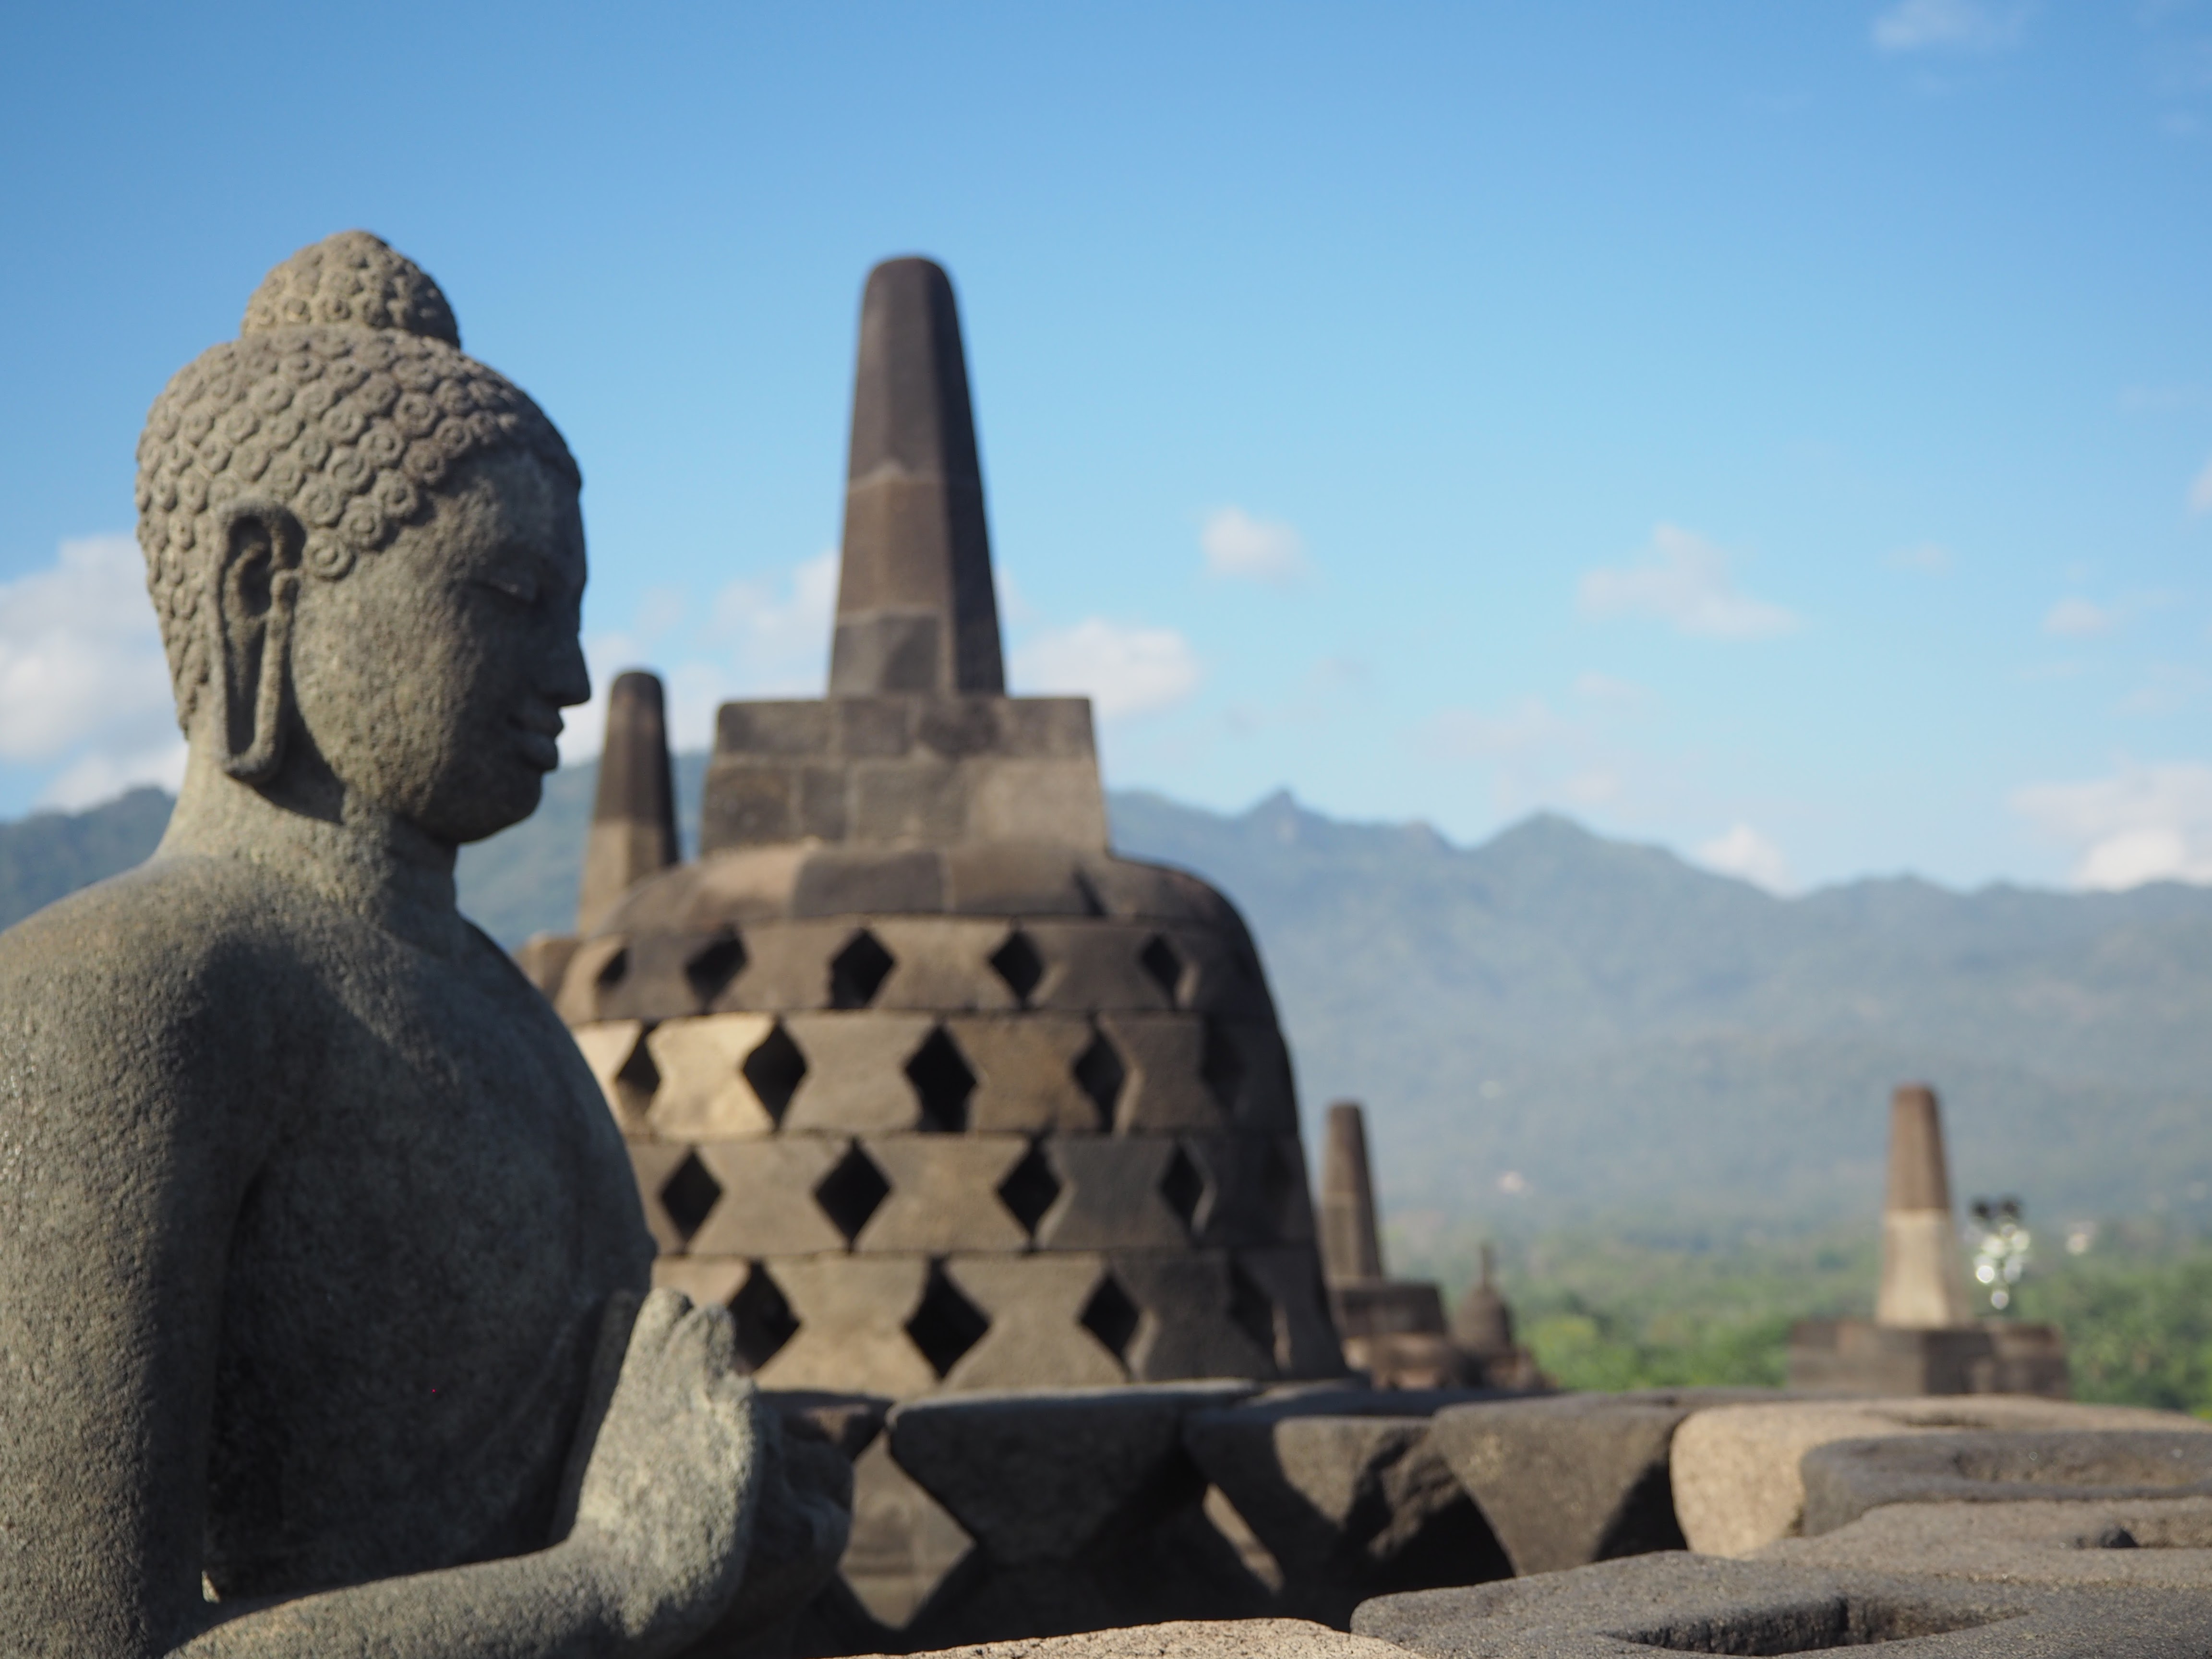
5, 765, 2207, 1235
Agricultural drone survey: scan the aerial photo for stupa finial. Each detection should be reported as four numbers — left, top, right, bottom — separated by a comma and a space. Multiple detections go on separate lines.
829, 257, 1005, 697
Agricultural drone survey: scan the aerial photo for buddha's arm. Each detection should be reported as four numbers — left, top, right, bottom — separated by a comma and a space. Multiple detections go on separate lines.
174, 1291, 764, 1659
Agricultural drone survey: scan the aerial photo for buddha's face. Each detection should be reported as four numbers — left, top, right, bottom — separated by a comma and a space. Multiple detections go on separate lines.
285, 447, 589, 846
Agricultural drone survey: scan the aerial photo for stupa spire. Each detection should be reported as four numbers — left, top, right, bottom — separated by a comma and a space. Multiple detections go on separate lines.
577, 671, 679, 935
1319, 1099, 1386, 1283
1875, 1083, 1975, 1329
829, 257, 1006, 697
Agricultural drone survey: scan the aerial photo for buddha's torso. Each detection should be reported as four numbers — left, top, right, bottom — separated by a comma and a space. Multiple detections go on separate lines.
0, 850, 653, 1600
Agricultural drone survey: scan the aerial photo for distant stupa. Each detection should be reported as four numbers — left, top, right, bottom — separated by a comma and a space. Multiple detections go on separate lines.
1787, 1083, 2067, 1397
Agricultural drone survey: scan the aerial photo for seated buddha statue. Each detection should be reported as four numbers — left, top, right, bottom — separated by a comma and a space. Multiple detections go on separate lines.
0, 231, 846, 1657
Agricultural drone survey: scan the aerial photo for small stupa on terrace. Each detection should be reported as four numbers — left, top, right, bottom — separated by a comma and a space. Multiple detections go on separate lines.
534, 257, 1344, 1397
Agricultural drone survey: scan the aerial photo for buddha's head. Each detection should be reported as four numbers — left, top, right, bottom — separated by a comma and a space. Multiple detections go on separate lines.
136, 231, 588, 846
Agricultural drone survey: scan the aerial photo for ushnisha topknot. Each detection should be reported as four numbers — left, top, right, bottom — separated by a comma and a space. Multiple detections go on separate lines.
135, 231, 579, 725
241, 229, 464, 345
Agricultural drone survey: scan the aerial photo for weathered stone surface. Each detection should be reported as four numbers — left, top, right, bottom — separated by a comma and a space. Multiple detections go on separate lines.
942, 1256, 1132, 1391
1797, 1430, 2212, 1537
1234, 1248, 1350, 1379
1118, 1255, 1278, 1382
1761, 1495, 2212, 1588
1023, 924, 1180, 1013
1430, 1390, 1781, 1577
889, 1385, 1254, 1565
643, 1014, 779, 1140
573, 1017, 657, 1133
1183, 1401, 1510, 1626
871, 919, 1022, 1010
1103, 1014, 1234, 1133
697, 919, 847, 1011
781, 1011, 940, 1133
834, 1431, 978, 1631
685, 1137, 854, 1257
0, 230, 846, 1654
851, 1618, 1413, 1659
942, 842, 1105, 917
1078, 858, 1244, 926
856, 1135, 1034, 1253
759, 1256, 942, 1397
1352, 1554, 2212, 1659
794, 847, 950, 917
1670, 1396, 2212, 1557
952, 1014, 1109, 1132
1036, 1138, 1192, 1250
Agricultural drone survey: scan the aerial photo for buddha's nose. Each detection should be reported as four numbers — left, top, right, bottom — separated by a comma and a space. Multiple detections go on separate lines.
542, 631, 591, 709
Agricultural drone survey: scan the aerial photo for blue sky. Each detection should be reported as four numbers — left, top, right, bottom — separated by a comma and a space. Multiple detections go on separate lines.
4, 0, 2211, 892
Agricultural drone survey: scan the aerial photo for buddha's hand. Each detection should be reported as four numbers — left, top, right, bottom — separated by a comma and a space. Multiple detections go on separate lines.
562, 1288, 765, 1653
711, 1405, 856, 1643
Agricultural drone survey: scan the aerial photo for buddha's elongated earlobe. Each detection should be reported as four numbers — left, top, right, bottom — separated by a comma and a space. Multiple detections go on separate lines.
211, 501, 305, 783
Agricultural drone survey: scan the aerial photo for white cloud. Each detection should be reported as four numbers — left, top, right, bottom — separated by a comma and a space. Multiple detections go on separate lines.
1578, 525, 1800, 639
561, 551, 838, 765
1887, 541, 1953, 574
1697, 823, 1793, 894
0, 535, 186, 807
41, 742, 188, 812
2011, 760, 2212, 889
2043, 597, 2118, 637
1872, 0, 2027, 53
707, 549, 839, 689
1201, 507, 1310, 585
1011, 618, 1200, 720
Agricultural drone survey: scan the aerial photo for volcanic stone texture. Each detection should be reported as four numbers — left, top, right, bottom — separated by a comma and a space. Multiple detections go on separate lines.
1352, 1554, 2212, 1659
1669, 1396, 2212, 1558
1760, 1495, 2212, 1590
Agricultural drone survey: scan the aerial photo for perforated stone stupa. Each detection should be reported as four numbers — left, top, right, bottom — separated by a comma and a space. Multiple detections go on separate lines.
540, 257, 1343, 1399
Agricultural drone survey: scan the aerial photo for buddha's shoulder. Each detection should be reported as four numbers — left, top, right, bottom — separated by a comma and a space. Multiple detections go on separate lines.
0, 854, 316, 1012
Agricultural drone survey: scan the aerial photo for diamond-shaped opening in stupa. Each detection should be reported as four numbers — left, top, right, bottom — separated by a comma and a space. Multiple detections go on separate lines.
829, 929, 896, 1010
814, 1143, 891, 1245
1070, 1027, 1126, 1130
684, 930, 747, 1004
1228, 1257, 1279, 1366
988, 928, 1045, 1005
904, 1026, 976, 1133
1200, 1020, 1245, 1116
612, 1028, 661, 1119
659, 1149, 723, 1245
1138, 933, 1186, 1006
905, 1267, 990, 1379
728, 1264, 799, 1371
1160, 1145, 1207, 1237
741, 1022, 807, 1126
995, 1142, 1062, 1238
1078, 1271, 1142, 1366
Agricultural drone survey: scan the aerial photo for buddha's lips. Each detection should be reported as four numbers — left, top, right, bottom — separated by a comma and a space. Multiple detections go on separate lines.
509, 717, 563, 771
